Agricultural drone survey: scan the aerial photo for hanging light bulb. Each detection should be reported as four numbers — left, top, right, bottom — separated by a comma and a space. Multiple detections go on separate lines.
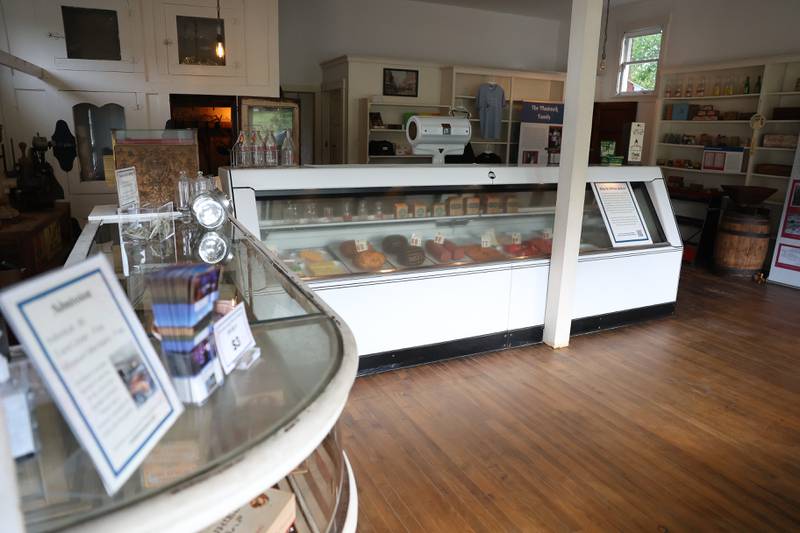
215, 0, 225, 59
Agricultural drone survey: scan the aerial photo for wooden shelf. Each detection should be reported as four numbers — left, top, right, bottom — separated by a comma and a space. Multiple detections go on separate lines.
765, 91, 800, 96
765, 119, 800, 124
369, 102, 449, 108
455, 95, 476, 100
755, 146, 795, 152
751, 172, 791, 179
663, 93, 759, 100
369, 128, 405, 133
661, 120, 751, 124
369, 154, 432, 159
657, 143, 750, 150
660, 166, 746, 176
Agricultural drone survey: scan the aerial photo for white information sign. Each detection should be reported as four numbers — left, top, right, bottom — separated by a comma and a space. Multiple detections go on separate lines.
213, 302, 257, 374
115, 167, 140, 209
0, 255, 183, 495
591, 182, 653, 247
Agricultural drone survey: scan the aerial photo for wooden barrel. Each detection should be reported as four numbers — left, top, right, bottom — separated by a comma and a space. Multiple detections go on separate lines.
714, 210, 770, 276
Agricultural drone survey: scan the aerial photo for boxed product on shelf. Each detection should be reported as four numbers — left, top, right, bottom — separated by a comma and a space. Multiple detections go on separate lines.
702, 147, 744, 173
773, 107, 800, 120
762, 134, 798, 148
754, 163, 792, 176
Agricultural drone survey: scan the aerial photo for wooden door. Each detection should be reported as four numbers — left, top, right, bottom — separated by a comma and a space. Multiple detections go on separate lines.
321, 81, 346, 164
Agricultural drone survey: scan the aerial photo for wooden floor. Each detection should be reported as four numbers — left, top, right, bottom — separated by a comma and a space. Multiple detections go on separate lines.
340, 268, 800, 532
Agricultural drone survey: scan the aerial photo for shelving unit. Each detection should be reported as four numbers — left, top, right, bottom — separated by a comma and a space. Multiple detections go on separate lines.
361, 99, 450, 163
653, 56, 800, 229
441, 66, 565, 165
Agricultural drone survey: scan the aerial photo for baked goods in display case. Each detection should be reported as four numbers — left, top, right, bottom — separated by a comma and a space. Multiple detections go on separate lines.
425, 240, 452, 262
464, 245, 506, 262
354, 250, 387, 271
381, 235, 408, 254
444, 240, 465, 260
397, 245, 426, 267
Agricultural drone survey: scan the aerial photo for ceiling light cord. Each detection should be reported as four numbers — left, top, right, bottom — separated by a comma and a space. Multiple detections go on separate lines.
600, 0, 610, 71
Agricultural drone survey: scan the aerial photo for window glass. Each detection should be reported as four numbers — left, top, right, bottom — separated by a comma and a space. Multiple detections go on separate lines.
618, 29, 662, 94
62, 6, 121, 61
73, 103, 125, 182
176, 16, 225, 66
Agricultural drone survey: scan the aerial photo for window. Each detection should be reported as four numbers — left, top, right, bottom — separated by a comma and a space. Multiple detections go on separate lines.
617, 28, 662, 95
62, 6, 121, 61
72, 103, 125, 181
176, 16, 225, 66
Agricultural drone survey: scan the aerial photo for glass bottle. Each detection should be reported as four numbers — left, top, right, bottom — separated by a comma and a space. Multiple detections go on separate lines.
252, 130, 266, 167
342, 199, 352, 221
357, 198, 368, 219
193, 171, 212, 200
285, 200, 298, 223
712, 78, 721, 96
696, 77, 706, 97
674, 79, 683, 97
724, 76, 733, 96
176, 170, 192, 211
743, 76, 751, 94
281, 129, 295, 166
239, 130, 253, 167
264, 130, 279, 167
664, 79, 672, 98
374, 200, 384, 220
231, 131, 244, 167
755, 75, 762, 93
685, 79, 693, 98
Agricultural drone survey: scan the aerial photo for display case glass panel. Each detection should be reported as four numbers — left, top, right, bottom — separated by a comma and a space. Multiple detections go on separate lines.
255, 183, 667, 281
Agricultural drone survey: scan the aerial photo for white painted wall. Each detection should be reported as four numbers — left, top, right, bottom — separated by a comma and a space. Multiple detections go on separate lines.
279, 0, 569, 88
0, 0, 279, 222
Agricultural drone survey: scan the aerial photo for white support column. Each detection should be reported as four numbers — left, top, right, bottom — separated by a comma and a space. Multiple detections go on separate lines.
543, 0, 603, 348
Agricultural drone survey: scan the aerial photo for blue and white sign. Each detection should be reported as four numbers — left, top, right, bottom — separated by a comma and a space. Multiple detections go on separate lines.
0, 254, 183, 495
520, 102, 564, 124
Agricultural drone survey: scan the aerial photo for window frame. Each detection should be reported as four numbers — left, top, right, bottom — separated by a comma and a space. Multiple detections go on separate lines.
616, 26, 663, 96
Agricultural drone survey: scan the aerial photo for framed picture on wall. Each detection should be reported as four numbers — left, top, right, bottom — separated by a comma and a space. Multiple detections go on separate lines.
238, 97, 300, 165
383, 68, 419, 97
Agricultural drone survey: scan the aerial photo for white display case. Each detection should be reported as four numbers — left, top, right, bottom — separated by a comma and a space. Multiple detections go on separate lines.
221, 165, 682, 372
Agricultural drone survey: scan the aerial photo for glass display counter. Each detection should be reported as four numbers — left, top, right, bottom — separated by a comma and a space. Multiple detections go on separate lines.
221, 165, 683, 371
7, 213, 358, 533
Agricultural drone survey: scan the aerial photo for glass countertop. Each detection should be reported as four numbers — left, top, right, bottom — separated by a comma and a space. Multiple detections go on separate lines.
15, 215, 347, 532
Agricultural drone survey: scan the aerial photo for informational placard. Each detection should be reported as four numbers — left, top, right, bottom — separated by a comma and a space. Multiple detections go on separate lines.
0, 254, 183, 495
591, 182, 652, 247
780, 180, 800, 241
213, 302, 257, 374
775, 243, 800, 272
115, 167, 140, 209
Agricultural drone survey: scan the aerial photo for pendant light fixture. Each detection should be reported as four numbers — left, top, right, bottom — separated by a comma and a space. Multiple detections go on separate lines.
215, 0, 225, 59
599, 0, 610, 72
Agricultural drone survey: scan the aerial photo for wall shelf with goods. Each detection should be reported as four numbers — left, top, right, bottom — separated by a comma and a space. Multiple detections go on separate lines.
361, 99, 451, 164
653, 56, 800, 231
441, 66, 565, 166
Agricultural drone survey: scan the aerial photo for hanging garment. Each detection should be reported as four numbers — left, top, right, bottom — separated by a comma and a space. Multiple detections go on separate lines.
476, 83, 505, 139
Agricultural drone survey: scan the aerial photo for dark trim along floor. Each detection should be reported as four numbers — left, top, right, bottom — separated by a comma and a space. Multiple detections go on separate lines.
358, 302, 676, 375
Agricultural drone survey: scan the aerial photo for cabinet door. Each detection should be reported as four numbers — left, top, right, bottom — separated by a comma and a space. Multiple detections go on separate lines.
162, 3, 244, 77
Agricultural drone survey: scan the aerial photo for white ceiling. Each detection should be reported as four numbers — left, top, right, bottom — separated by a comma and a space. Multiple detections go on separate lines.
412, 0, 640, 21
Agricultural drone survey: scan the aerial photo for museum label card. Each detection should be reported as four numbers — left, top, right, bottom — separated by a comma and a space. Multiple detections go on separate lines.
115, 167, 140, 209
0, 254, 183, 495
591, 182, 653, 247
213, 302, 257, 374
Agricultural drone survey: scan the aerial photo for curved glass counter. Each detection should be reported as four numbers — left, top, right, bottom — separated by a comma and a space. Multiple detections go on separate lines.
12, 213, 358, 532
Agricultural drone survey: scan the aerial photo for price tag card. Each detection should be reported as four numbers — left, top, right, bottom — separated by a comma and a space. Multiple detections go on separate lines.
354, 239, 369, 252
0, 254, 183, 495
434, 233, 445, 245
481, 233, 492, 248
115, 167, 140, 209
511, 232, 522, 245
213, 302, 257, 375
410, 233, 422, 247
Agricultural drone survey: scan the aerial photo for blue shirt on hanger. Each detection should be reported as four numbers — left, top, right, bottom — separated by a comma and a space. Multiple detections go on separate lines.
477, 83, 505, 140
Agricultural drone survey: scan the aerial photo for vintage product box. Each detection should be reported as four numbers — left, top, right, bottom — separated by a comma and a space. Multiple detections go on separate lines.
394, 202, 409, 219
412, 202, 427, 218
432, 202, 446, 217
446, 197, 464, 216
483, 195, 503, 214
464, 196, 481, 215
